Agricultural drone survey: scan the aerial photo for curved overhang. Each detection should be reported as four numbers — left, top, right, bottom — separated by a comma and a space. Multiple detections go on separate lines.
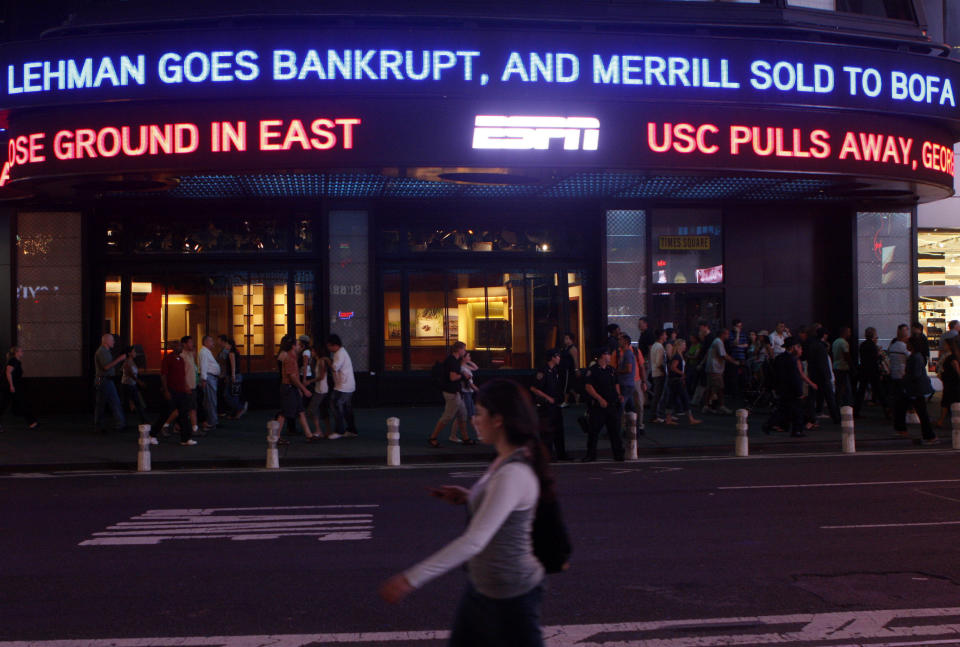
0, 24, 956, 202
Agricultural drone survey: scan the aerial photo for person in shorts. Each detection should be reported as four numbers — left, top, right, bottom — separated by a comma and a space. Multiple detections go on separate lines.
278, 335, 318, 442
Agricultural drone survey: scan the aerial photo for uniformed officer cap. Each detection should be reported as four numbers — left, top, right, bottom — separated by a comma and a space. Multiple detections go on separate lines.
595, 347, 612, 358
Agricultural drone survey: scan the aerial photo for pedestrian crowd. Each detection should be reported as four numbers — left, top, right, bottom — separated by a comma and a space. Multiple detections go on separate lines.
416, 315, 946, 463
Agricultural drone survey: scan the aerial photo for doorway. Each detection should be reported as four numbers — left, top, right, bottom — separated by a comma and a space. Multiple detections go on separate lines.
650, 290, 723, 336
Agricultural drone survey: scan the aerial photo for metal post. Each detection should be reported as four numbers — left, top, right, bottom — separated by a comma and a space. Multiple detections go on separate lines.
735, 409, 749, 457
841, 405, 855, 454
266, 420, 280, 469
624, 411, 638, 461
137, 424, 152, 472
387, 417, 401, 466
951, 402, 960, 449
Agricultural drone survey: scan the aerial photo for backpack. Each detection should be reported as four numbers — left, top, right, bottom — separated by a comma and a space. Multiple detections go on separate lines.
431, 360, 446, 389
532, 497, 572, 574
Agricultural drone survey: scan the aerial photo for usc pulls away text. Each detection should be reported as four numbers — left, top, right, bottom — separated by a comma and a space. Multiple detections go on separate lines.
648, 122, 954, 176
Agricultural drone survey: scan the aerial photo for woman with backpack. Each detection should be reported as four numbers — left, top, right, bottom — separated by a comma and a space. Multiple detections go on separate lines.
380, 378, 556, 646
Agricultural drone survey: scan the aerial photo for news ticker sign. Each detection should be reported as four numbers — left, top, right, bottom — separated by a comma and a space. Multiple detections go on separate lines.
1, 27, 959, 127
0, 99, 954, 191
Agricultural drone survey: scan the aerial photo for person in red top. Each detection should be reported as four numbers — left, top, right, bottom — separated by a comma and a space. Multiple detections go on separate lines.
278, 335, 317, 441
160, 338, 196, 446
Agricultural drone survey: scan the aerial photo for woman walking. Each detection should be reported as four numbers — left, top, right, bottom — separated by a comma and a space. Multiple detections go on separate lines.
0, 346, 38, 430
121, 346, 148, 425
937, 336, 960, 428
220, 337, 248, 419
664, 339, 702, 426
380, 378, 551, 646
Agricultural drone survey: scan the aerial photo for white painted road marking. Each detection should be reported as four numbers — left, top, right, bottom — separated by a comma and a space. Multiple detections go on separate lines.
719, 478, 960, 490
823, 520, 960, 530
6, 607, 960, 646
79, 505, 377, 546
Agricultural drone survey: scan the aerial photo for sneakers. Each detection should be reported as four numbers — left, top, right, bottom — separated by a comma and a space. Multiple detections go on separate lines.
239, 402, 249, 418
652, 417, 666, 424
448, 435, 463, 444
149, 437, 159, 445
326, 433, 343, 440
180, 439, 198, 446
717, 406, 733, 415
924, 436, 941, 445
343, 431, 358, 438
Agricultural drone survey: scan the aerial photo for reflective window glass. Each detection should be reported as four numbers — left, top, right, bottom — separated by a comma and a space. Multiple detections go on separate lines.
650, 209, 723, 285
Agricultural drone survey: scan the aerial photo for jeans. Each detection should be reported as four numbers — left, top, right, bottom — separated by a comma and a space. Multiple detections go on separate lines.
649, 376, 666, 421
121, 383, 148, 424
854, 371, 887, 415
906, 394, 936, 440
667, 378, 690, 414
332, 390, 356, 435
834, 369, 853, 407
449, 583, 544, 647
202, 375, 218, 427
94, 378, 125, 431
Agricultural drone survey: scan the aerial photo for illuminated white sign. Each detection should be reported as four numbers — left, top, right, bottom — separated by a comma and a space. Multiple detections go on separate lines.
472, 115, 599, 151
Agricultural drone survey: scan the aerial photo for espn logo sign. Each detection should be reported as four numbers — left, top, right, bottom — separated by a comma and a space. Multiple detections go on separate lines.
472, 115, 600, 151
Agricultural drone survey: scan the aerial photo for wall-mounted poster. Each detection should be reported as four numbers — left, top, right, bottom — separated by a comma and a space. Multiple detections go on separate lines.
413, 307, 444, 338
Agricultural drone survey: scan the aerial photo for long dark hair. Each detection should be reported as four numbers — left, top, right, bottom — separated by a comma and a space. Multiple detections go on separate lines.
475, 378, 557, 504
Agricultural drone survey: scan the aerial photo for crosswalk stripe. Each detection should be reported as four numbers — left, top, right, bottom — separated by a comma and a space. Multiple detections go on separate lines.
80, 505, 377, 546
6, 607, 960, 646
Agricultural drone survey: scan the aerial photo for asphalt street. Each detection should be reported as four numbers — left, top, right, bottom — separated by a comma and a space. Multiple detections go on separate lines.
4, 450, 960, 646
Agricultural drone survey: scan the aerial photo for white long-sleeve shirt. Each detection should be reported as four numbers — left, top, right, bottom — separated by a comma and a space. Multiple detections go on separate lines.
404, 460, 542, 598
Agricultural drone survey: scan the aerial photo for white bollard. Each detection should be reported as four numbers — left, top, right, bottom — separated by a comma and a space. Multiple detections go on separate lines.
387, 417, 401, 466
951, 403, 960, 449
137, 424, 152, 472
266, 420, 281, 469
735, 409, 749, 457
841, 405, 855, 454
624, 411, 638, 460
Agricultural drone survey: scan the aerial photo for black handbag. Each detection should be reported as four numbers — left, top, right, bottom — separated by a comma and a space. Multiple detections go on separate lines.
532, 497, 572, 574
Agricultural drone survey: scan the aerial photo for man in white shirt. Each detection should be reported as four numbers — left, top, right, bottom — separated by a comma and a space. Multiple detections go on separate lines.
326, 334, 357, 439
703, 328, 737, 414
649, 329, 668, 423
769, 322, 789, 356
198, 335, 221, 431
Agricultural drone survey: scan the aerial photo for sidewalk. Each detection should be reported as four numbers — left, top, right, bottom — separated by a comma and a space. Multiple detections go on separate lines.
0, 399, 946, 472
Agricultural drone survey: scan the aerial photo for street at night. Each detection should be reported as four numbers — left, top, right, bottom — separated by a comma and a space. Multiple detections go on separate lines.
5, 449, 960, 646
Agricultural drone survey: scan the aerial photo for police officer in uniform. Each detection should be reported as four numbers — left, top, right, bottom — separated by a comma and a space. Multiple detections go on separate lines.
531, 349, 570, 461
583, 348, 625, 462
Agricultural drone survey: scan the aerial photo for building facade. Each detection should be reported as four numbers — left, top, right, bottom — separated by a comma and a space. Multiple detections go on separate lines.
0, 0, 957, 408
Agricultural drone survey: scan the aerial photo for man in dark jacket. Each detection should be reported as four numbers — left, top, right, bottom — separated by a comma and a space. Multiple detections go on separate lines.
804, 327, 840, 424
763, 337, 809, 437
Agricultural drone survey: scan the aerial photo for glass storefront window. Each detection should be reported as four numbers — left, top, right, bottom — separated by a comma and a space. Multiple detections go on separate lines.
650, 209, 723, 285
121, 271, 295, 373
404, 224, 560, 255
408, 271, 448, 370
295, 272, 314, 341
383, 272, 403, 371
384, 268, 584, 372
918, 229, 960, 356
130, 216, 285, 253
104, 275, 122, 336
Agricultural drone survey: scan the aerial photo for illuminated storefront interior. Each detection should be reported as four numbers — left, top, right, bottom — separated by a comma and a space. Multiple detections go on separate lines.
918, 229, 960, 358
